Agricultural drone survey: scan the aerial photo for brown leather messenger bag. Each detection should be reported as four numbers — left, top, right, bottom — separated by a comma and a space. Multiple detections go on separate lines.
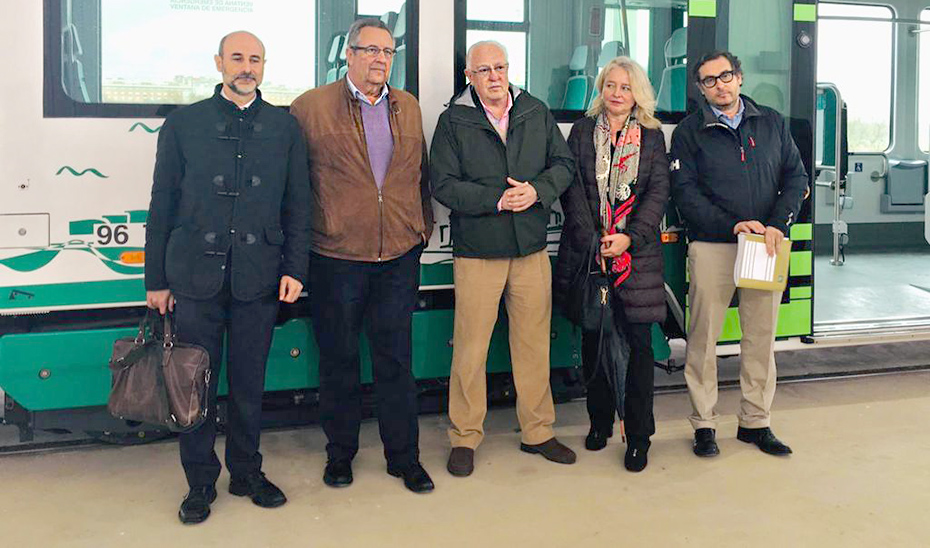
108, 311, 210, 433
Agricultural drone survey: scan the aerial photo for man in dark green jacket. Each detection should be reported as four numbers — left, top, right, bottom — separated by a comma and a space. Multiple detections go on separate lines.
430, 40, 575, 477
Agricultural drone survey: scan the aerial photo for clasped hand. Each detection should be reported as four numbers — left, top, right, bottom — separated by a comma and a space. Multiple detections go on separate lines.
500, 177, 538, 212
600, 233, 631, 258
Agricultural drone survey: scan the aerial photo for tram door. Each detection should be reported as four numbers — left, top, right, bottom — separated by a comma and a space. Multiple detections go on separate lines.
813, 2, 930, 335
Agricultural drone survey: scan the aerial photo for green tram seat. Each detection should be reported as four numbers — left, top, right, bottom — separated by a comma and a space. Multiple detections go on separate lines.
656, 27, 687, 113
587, 40, 627, 108
389, 3, 407, 89
561, 45, 593, 110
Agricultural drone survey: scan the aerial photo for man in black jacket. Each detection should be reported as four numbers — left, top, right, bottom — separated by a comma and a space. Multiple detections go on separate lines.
670, 51, 807, 459
431, 41, 576, 477
145, 31, 310, 524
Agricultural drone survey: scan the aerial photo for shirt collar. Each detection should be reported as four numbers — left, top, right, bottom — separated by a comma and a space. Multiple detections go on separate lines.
477, 89, 513, 123
346, 76, 389, 106
710, 97, 744, 126
220, 88, 256, 110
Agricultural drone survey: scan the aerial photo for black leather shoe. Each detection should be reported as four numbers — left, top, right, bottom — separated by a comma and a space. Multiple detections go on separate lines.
229, 471, 287, 508
447, 447, 475, 477
178, 485, 217, 525
693, 428, 720, 457
323, 459, 353, 488
584, 427, 612, 451
624, 438, 651, 472
520, 438, 577, 464
387, 462, 435, 494
737, 426, 793, 456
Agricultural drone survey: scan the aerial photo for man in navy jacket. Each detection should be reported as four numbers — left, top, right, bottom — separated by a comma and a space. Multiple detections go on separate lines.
670, 50, 807, 459
145, 31, 310, 524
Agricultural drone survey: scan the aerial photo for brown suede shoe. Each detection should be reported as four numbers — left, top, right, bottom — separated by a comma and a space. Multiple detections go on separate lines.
446, 447, 475, 477
519, 438, 577, 464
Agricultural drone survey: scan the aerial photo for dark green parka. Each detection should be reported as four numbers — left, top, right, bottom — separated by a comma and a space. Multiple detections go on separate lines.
430, 86, 574, 258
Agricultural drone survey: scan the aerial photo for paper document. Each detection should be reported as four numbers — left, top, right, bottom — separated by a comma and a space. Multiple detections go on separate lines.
733, 233, 791, 291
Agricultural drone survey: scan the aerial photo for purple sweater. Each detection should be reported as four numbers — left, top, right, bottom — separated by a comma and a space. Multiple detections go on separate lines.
359, 98, 394, 189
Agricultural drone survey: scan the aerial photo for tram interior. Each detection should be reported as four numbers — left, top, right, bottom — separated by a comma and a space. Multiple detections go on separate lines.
813, 1, 930, 335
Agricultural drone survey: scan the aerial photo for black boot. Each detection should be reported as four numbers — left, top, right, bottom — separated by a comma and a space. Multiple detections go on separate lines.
584, 425, 613, 451
624, 437, 651, 472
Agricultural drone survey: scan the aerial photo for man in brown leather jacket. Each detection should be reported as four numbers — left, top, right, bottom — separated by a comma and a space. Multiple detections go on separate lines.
290, 18, 434, 494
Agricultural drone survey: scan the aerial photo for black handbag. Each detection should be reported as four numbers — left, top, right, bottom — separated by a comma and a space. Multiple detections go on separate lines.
108, 311, 211, 433
564, 234, 614, 332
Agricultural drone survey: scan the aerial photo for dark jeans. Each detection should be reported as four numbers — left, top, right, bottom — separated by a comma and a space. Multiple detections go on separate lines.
310, 245, 422, 469
582, 320, 655, 442
173, 282, 279, 489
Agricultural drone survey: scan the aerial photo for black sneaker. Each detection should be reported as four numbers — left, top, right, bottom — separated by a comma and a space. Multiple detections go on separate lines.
693, 428, 720, 457
229, 471, 287, 508
178, 485, 217, 524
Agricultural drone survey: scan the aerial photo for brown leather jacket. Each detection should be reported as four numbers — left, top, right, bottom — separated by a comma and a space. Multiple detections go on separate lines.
290, 79, 433, 262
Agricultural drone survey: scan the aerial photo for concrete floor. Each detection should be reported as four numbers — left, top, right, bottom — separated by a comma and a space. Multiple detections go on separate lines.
1, 372, 928, 548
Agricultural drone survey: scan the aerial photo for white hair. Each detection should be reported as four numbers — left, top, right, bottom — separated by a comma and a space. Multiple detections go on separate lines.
466, 40, 508, 69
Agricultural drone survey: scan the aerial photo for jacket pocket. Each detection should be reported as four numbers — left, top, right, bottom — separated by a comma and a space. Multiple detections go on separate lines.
265, 226, 285, 245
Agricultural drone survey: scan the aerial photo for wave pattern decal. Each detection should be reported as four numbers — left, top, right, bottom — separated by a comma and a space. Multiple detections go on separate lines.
55, 166, 109, 178
129, 122, 162, 133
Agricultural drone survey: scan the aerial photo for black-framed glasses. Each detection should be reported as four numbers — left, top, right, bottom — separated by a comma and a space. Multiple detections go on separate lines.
349, 45, 396, 58
699, 70, 737, 89
470, 64, 509, 78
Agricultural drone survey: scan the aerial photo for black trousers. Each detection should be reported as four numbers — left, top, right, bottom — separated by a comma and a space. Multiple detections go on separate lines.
582, 320, 655, 442
173, 282, 279, 489
310, 245, 422, 469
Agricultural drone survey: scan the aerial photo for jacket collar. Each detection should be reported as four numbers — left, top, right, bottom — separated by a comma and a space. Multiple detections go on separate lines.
212, 83, 264, 119
700, 93, 761, 129
341, 77, 400, 113
447, 85, 536, 130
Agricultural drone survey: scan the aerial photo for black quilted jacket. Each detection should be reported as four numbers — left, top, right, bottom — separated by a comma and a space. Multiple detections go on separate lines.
554, 117, 669, 325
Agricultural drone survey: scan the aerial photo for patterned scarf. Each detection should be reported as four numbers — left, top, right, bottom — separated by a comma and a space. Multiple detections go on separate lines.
593, 112, 641, 287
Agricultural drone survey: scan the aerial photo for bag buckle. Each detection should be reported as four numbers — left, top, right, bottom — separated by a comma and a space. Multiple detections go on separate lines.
600, 286, 609, 305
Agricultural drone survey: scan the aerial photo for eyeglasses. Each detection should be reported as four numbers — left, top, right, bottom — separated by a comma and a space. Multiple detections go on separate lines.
349, 45, 396, 58
470, 64, 509, 78
699, 70, 737, 89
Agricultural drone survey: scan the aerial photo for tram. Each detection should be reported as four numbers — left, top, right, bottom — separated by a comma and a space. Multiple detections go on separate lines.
1, 0, 928, 445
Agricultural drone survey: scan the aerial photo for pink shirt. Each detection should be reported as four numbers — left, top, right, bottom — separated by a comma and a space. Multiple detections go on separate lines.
479, 92, 513, 142
480, 91, 515, 212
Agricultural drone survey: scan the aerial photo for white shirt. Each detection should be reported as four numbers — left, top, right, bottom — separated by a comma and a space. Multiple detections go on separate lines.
346, 76, 389, 106
220, 88, 257, 110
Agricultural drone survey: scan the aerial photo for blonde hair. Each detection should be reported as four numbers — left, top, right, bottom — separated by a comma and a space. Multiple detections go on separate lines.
586, 56, 661, 129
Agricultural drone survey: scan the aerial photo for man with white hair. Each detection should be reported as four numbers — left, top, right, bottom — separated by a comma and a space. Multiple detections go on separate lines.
430, 41, 576, 477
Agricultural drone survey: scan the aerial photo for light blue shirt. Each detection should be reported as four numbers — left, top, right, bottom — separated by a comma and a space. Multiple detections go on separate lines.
710, 98, 744, 129
346, 76, 389, 106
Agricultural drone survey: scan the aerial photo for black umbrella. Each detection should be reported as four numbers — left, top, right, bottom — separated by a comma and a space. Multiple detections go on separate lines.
585, 281, 631, 441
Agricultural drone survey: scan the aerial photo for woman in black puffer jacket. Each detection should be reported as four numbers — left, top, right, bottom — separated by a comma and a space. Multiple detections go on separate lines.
554, 56, 669, 472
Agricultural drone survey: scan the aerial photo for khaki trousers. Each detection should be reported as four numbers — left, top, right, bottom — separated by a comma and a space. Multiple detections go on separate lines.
684, 241, 781, 430
448, 250, 556, 448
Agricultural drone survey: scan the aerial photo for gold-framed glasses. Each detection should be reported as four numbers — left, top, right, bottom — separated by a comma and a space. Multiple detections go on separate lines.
470, 63, 509, 78
350, 45, 396, 58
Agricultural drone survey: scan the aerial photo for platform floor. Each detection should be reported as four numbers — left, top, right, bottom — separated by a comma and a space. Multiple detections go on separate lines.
1, 371, 928, 547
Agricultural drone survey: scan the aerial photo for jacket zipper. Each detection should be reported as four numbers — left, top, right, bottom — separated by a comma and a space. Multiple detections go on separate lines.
377, 189, 384, 262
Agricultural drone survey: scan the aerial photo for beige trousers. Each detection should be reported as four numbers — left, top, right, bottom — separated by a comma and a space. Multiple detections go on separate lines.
684, 241, 781, 430
448, 250, 556, 448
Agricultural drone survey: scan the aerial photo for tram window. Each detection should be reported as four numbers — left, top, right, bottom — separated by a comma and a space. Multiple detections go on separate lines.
816, 3, 893, 153
723, 0, 794, 118
357, 0, 405, 16
919, 8, 930, 153
460, 0, 688, 122
45, 0, 418, 117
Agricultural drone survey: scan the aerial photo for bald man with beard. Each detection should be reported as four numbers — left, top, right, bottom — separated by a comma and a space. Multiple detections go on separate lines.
145, 31, 311, 524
